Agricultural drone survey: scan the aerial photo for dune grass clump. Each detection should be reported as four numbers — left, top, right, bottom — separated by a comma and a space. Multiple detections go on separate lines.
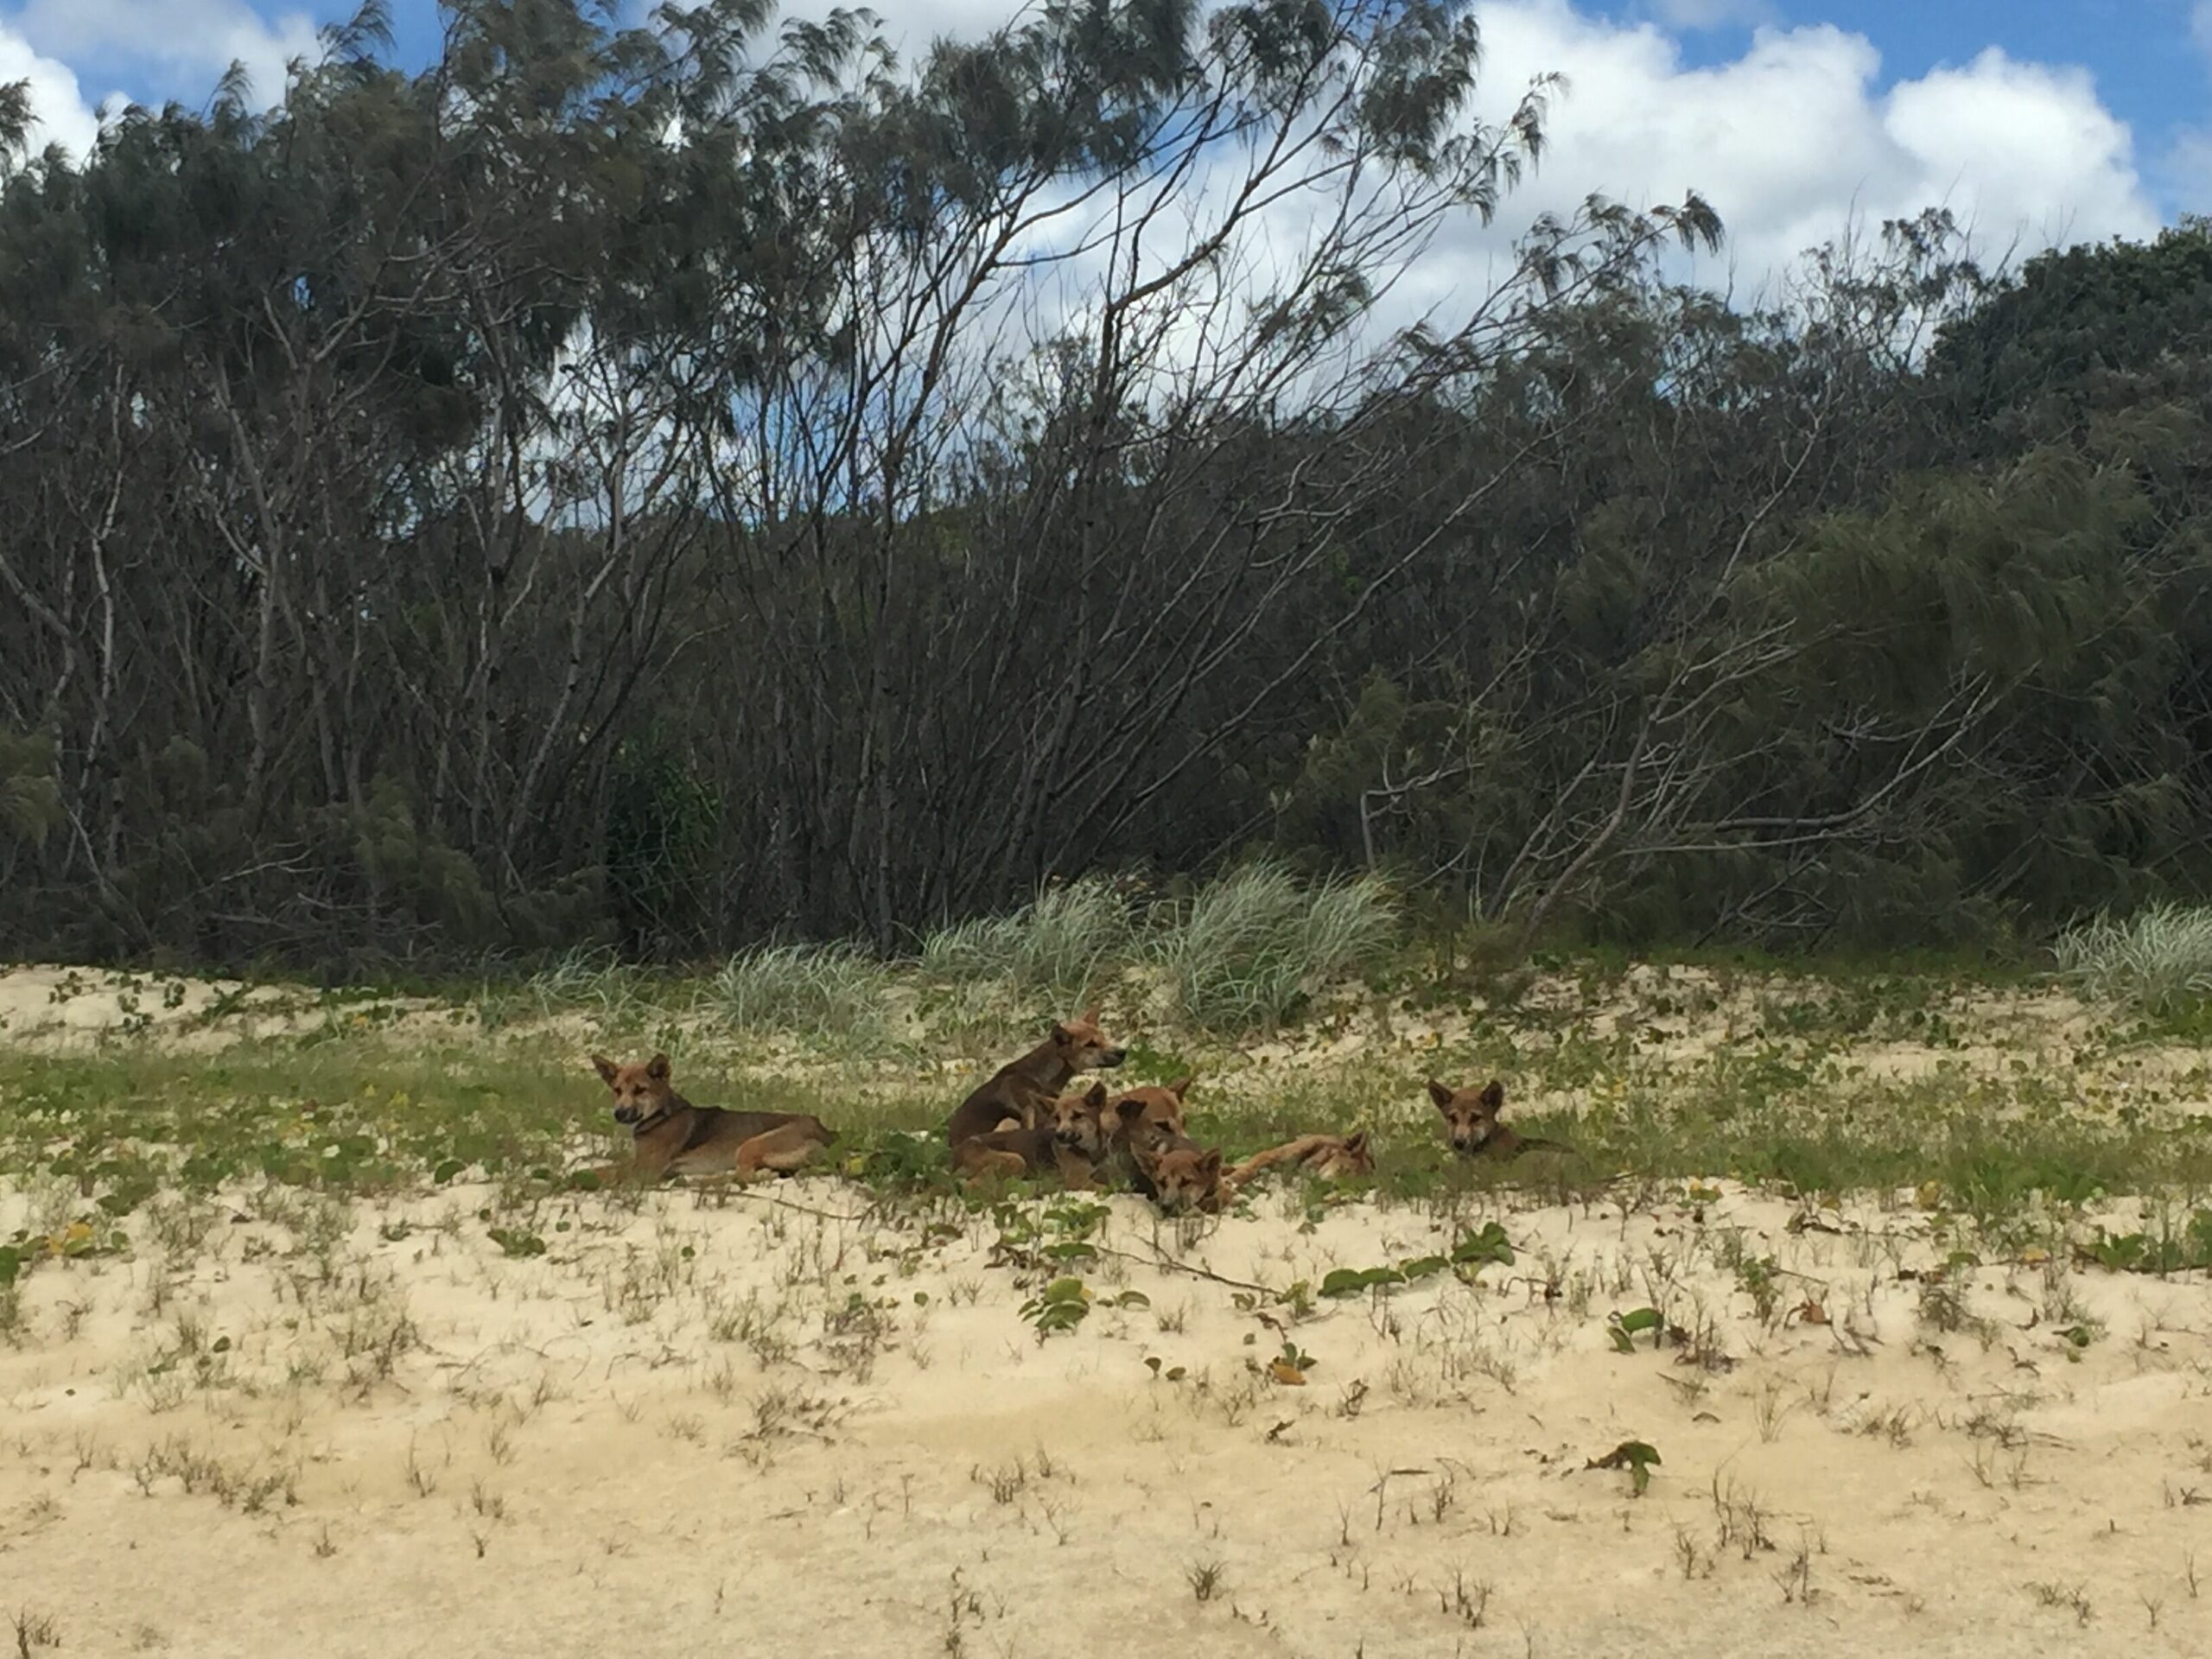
702, 943, 899, 1047
482, 944, 661, 1031
2052, 903, 2212, 1014
919, 877, 1135, 1007
1155, 862, 1398, 1033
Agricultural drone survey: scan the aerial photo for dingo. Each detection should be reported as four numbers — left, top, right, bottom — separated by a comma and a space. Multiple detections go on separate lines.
1101, 1077, 1215, 1210
1227, 1130, 1373, 1185
953, 1082, 1113, 1185
591, 1053, 836, 1183
1103, 1077, 1192, 1151
945, 1010, 1126, 1158
1128, 1137, 1228, 1215
1427, 1078, 1570, 1160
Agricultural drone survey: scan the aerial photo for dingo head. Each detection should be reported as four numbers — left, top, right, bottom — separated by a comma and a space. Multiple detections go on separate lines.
1046, 1081, 1115, 1157
1108, 1078, 1192, 1149
594, 1052, 677, 1126
1049, 1008, 1127, 1074
1427, 1078, 1505, 1156
1133, 1141, 1225, 1215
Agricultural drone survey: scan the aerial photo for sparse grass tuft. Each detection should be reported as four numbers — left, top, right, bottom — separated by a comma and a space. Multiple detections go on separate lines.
1184, 1557, 1225, 1602
13, 1607, 61, 1657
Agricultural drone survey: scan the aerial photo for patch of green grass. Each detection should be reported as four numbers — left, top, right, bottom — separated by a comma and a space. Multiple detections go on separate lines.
2072, 1200, 2212, 1274
7, 1027, 2205, 1232
7, 945, 2212, 1259
0, 1046, 805, 1198
0, 1046, 569, 1195
2108, 999, 2212, 1047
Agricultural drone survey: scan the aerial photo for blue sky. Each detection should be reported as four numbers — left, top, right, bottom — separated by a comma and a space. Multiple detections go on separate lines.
1, 0, 2201, 288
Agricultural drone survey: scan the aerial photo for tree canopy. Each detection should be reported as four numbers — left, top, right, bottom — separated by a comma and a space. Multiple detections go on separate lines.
0, 0, 2204, 970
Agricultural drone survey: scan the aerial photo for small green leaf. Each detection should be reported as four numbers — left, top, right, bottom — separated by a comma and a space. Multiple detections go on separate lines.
487, 1227, 546, 1259
1451, 1223, 1516, 1268
1588, 1439, 1662, 1496
1020, 1276, 1094, 1339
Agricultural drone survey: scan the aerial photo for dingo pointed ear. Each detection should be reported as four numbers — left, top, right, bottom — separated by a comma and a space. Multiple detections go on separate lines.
1051, 1020, 1074, 1045
646, 1052, 671, 1082
1427, 1078, 1455, 1113
1166, 1076, 1193, 1099
1110, 1095, 1147, 1122
1478, 1080, 1505, 1113
1344, 1130, 1370, 1159
1081, 1006, 1103, 1025
591, 1055, 619, 1085
1084, 1080, 1109, 1108
1198, 1149, 1222, 1178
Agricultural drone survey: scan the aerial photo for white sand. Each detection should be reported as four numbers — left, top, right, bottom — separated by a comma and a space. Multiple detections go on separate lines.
3, 1173, 2208, 1657
3, 959, 2208, 1654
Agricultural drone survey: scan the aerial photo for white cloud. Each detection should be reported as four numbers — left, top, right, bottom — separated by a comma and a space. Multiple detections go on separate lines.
1, 22, 99, 162
1884, 48, 2147, 245
1421, 3, 2160, 302
6, 0, 320, 113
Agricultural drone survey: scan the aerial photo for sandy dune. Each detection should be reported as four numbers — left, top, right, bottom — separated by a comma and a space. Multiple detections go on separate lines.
4, 1170, 2208, 1657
